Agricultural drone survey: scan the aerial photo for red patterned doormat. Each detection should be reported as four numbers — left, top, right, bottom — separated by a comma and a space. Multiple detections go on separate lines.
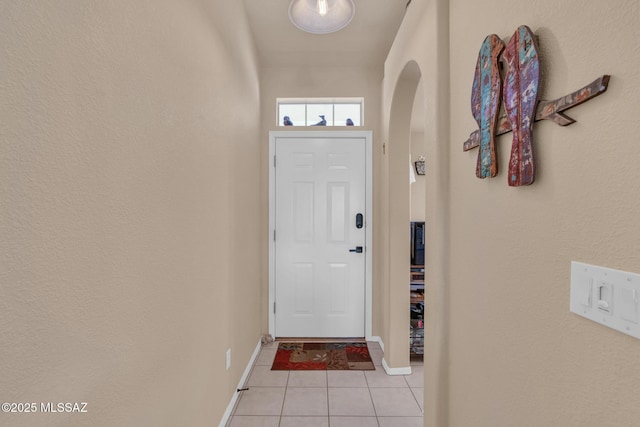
271, 342, 375, 370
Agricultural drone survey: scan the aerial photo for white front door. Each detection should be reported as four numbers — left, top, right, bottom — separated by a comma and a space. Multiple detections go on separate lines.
274, 135, 367, 337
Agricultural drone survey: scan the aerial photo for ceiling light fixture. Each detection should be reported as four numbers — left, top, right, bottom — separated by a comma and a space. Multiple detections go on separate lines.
318, 0, 328, 16
288, 0, 355, 35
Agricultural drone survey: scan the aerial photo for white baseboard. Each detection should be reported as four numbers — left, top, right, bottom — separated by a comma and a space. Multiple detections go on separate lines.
367, 336, 411, 375
382, 357, 412, 376
218, 338, 262, 427
366, 335, 384, 351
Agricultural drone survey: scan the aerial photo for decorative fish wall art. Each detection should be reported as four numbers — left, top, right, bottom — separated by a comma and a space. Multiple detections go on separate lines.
503, 26, 540, 186
471, 34, 504, 179
463, 25, 610, 186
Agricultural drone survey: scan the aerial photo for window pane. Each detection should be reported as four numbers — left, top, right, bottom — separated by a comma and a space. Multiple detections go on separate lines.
334, 104, 361, 126
306, 104, 333, 126
279, 104, 305, 126
277, 98, 363, 127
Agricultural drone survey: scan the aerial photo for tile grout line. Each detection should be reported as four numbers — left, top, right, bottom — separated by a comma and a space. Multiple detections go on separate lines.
325, 370, 330, 425
363, 367, 382, 427
277, 370, 290, 425
371, 381, 382, 427
405, 367, 425, 416
409, 386, 424, 416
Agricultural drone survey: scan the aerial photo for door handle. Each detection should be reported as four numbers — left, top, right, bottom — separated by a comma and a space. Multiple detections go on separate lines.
356, 213, 364, 229
349, 246, 363, 253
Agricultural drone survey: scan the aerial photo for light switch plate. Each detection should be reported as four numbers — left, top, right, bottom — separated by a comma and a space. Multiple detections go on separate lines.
570, 261, 640, 340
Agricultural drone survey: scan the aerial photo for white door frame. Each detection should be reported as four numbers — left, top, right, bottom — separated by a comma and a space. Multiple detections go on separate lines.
269, 130, 373, 338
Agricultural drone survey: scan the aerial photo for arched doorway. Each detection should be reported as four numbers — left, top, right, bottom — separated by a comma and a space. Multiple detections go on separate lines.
383, 60, 423, 371
383, 58, 450, 426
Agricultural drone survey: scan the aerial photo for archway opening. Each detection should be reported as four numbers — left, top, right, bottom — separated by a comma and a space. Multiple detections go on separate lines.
383, 60, 424, 370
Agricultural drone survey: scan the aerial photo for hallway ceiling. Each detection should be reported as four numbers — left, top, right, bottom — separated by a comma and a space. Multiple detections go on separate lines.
242, 0, 408, 67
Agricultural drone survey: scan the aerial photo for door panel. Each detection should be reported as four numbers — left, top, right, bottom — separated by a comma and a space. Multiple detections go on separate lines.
293, 182, 314, 242
275, 137, 366, 337
328, 183, 348, 242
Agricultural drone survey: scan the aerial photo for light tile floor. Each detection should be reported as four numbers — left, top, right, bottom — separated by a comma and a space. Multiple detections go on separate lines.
226, 341, 423, 427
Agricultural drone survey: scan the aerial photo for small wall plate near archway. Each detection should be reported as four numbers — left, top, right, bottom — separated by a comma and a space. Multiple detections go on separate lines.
414, 156, 426, 175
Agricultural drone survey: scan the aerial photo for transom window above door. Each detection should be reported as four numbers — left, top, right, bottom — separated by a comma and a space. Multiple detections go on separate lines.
277, 98, 363, 127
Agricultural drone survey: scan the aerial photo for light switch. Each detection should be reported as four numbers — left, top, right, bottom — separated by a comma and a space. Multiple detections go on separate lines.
619, 286, 638, 324
579, 278, 592, 307
596, 280, 613, 314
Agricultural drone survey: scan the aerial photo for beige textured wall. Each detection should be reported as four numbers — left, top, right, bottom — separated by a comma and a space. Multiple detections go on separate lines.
0, 1, 261, 426
258, 65, 384, 336
449, 1, 640, 425
384, 0, 640, 426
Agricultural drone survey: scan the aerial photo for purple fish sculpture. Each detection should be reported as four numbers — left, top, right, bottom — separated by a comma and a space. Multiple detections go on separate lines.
503, 25, 541, 186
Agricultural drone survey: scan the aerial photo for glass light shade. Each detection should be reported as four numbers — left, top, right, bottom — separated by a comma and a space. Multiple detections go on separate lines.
289, 0, 355, 34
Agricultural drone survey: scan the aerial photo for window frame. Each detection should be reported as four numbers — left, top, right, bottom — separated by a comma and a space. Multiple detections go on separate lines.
277, 97, 364, 127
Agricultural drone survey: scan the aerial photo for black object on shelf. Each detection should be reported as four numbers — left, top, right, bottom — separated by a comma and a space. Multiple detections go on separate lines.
410, 302, 424, 319
410, 221, 425, 266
